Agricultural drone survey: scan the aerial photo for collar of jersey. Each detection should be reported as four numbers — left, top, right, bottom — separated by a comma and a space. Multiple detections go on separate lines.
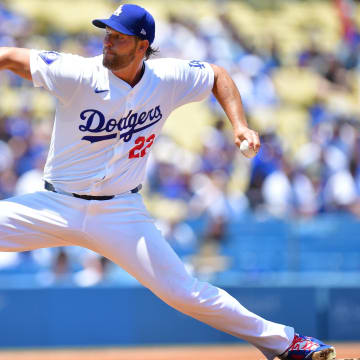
107, 61, 148, 92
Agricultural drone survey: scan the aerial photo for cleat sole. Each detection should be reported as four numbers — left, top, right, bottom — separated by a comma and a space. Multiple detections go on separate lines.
312, 347, 336, 360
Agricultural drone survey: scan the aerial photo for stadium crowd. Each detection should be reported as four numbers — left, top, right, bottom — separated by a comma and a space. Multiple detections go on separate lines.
0, 0, 359, 285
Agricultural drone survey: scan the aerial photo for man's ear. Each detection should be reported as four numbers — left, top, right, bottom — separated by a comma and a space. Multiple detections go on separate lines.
138, 40, 149, 53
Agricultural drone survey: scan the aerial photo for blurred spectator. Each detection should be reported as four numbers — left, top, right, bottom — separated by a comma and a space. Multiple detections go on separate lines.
246, 132, 283, 210
73, 253, 109, 287
52, 248, 72, 284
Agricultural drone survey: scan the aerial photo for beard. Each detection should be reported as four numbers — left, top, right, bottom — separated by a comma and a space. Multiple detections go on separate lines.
102, 46, 137, 70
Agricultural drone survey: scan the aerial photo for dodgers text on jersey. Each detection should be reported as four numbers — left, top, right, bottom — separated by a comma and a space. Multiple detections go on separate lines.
79, 106, 163, 143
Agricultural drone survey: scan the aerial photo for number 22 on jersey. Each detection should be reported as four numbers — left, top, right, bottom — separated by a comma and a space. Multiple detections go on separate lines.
129, 134, 156, 159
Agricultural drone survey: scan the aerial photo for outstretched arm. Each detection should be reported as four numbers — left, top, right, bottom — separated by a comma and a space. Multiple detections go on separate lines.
0, 47, 32, 81
210, 63, 260, 153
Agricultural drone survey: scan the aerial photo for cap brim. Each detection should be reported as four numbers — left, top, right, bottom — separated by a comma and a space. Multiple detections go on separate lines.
92, 18, 136, 37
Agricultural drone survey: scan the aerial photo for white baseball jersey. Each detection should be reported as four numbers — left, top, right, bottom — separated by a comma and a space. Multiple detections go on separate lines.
30, 51, 214, 195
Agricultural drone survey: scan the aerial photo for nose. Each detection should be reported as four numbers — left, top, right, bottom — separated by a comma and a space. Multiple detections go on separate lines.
103, 34, 112, 47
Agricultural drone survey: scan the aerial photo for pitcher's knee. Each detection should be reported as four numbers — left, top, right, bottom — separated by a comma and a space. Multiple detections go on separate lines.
0, 215, 10, 238
164, 277, 222, 314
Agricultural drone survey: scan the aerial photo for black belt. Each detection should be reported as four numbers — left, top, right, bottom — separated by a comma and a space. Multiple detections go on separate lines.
44, 181, 141, 200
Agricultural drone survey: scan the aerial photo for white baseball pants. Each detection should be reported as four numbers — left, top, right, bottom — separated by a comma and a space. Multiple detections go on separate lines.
0, 190, 294, 359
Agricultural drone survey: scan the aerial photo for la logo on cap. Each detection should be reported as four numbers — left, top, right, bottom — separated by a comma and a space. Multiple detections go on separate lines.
113, 5, 123, 16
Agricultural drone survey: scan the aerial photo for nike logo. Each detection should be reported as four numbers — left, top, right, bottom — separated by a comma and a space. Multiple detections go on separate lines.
94, 88, 109, 94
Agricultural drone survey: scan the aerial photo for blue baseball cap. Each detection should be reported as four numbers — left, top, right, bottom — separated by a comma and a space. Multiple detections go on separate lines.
92, 4, 155, 44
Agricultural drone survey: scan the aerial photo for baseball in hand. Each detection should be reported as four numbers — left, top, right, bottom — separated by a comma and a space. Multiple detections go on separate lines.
240, 140, 258, 158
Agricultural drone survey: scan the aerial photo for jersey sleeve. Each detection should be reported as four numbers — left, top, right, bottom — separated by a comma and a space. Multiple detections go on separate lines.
170, 59, 214, 109
30, 50, 83, 105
